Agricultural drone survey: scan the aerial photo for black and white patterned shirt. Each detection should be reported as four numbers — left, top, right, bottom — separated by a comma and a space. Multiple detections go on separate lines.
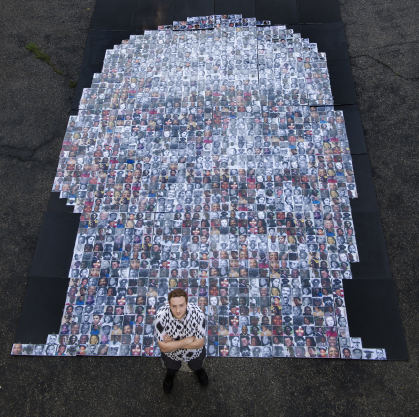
155, 303, 206, 361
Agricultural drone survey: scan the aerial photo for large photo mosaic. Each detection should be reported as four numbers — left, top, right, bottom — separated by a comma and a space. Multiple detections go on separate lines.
12, 15, 386, 360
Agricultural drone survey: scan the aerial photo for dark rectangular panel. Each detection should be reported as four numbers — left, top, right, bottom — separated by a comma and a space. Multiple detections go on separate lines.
256, 0, 298, 25
349, 155, 392, 280
89, 0, 138, 30
215, 0, 255, 18
343, 279, 408, 360
298, 22, 349, 62
29, 212, 80, 278
328, 59, 358, 105
14, 277, 69, 344
47, 193, 75, 213
173, 0, 215, 21
71, 31, 131, 110
131, 0, 175, 32
298, 0, 341, 24
351, 154, 379, 213
337, 105, 368, 155
350, 212, 393, 280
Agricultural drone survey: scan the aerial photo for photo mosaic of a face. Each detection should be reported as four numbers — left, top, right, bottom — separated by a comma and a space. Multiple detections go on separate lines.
12, 15, 385, 360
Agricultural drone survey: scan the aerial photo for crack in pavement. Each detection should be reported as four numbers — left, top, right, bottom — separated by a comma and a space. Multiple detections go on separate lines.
351, 54, 419, 82
0, 135, 59, 162
0, 145, 35, 162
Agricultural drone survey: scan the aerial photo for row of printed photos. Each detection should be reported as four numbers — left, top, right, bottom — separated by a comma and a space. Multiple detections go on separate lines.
12, 339, 386, 360
158, 15, 271, 31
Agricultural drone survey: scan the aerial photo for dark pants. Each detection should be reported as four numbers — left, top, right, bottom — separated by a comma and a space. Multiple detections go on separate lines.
162, 347, 206, 374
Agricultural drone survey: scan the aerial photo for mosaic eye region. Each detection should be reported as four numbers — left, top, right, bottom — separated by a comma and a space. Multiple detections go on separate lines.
12, 15, 386, 360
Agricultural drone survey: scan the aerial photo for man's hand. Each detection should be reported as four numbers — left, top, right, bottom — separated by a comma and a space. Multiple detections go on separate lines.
183, 337, 205, 350
163, 335, 194, 343
163, 334, 173, 342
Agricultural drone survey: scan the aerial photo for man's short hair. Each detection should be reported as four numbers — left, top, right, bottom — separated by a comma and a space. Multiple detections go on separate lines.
168, 288, 188, 304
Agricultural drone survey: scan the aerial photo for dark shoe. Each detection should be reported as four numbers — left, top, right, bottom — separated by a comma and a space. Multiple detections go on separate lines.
163, 374, 175, 394
195, 368, 209, 387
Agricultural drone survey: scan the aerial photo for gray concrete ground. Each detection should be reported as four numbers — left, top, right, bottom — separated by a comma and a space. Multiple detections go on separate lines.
0, 0, 418, 415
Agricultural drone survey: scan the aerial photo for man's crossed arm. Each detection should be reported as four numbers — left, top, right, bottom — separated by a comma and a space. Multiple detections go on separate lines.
158, 334, 205, 353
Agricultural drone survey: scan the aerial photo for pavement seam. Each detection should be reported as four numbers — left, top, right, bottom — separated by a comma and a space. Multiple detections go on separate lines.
350, 54, 419, 82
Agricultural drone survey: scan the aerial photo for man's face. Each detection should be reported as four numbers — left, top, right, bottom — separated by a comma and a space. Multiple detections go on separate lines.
282, 287, 291, 297
81, 324, 90, 334
210, 286, 218, 296
263, 347, 271, 357
35, 345, 44, 355
338, 317, 347, 327
169, 296, 188, 320
13, 344, 22, 355
353, 349, 362, 359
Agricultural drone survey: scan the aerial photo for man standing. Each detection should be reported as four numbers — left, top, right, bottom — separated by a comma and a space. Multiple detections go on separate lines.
155, 288, 208, 394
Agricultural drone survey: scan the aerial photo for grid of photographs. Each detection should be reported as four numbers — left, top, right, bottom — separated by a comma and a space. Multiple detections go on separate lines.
12, 16, 386, 360
162, 15, 271, 31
